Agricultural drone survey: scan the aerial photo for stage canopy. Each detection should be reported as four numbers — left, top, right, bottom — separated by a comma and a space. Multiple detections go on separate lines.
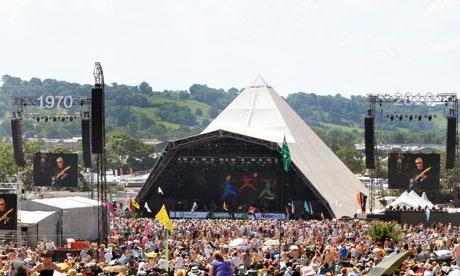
19, 210, 59, 246
137, 78, 366, 218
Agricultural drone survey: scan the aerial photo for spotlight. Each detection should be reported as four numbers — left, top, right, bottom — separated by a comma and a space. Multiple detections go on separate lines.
45, 117, 49, 122
36, 117, 40, 122
386, 114, 389, 118
61, 117, 65, 122
433, 114, 437, 118
428, 115, 432, 121
418, 115, 422, 121
390, 115, 394, 121
53, 117, 57, 122
69, 117, 73, 121
399, 115, 403, 121
409, 115, 413, 121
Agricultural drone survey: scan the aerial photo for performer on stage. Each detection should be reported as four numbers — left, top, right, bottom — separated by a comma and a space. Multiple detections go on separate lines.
51, 156, 71, 186
0, 197, 15, 230
409, 157, 432, 190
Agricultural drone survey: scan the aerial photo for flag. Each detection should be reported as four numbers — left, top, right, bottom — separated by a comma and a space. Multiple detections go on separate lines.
144, 202, 152, 213
425, 206, 430, 222
129, 198, 140, 211
104, 200, 115, 217
291, 200, 295, 214
108, 193, 113, 202
357, 192, 367, 214
309, 202, 313, 215
320, 212, 325, 220
304, 201, 310, 213
282, 136, 292, 172
223, 201, 229, 211
285, 207, 290, 220
158, 186, 164, 195
155, 204, 174, 232
191, 201, 198, 213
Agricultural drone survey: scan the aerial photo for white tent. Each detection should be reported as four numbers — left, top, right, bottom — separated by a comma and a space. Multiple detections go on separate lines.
389, 191, 435, 210
22, 196, 100, 244
202, 78, 367, 217
389, 191, 419, 209
421, 192, 435, 209
19, 210, 59, 246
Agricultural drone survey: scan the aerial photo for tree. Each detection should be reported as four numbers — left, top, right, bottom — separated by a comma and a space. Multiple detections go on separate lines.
0, 143, 17, 183
106, 131, 155, 171
138, 81, 153, 94
368, 221, 403, 243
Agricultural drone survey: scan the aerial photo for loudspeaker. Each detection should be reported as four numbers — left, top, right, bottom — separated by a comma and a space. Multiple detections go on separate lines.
446, 116, 456, 169
91, 87, 103, 154
81, 118, 92, 168
11, 119, 25, 167
364, 116, 375, 169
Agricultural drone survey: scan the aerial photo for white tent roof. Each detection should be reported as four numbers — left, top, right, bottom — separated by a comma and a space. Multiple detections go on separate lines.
202, 79, 367, 217
30, 197, 100, 209
19, 210, 56, 225
389, 191, 419, 209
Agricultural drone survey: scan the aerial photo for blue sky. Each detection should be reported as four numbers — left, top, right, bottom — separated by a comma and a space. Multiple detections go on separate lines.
1, 0, 459, 96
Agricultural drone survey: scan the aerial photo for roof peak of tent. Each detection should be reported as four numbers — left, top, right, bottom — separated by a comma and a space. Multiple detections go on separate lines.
249, 75, 272, 89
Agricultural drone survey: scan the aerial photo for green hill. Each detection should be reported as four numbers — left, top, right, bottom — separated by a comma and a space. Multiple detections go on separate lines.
0, 75, 447, 144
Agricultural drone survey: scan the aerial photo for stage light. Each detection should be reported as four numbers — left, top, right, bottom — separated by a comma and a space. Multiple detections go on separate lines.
409, 115, 413, 121
390, 115, 394, 121
386, 114, 389, 118
45, 117, 49, 122
399, 115, 403, 121
61, 117, 66, 122
70, 117, 73, 121
418, 115, 422, 121
428, 115, 432, 121
36, 117, 40, 122
53, 117, 57, 122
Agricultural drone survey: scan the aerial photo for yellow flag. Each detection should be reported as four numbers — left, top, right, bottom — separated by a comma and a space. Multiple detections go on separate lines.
155, 204, 174, 232
223, 201, 229, 211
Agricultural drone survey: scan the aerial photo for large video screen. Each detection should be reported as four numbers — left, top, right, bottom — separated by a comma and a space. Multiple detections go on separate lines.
0, 194, 17, 231
33, 153, 78, 187
388, 153, 440, 191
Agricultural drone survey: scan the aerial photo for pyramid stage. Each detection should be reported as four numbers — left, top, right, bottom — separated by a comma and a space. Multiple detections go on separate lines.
136, 79, 367, 218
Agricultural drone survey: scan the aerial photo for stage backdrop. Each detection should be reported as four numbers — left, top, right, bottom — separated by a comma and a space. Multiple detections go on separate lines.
388, 153, 440, 191
33, 153, 78, 187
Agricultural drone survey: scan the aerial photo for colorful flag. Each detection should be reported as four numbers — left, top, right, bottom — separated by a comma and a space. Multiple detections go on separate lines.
155, 204, 174, 232
104, 200, 115, 217
304, 201, 310, 213
223, 201, 229, 211
291, 200, 295, 214
144, 202, 152, 213
309, 202, 313, 214
108, 193, 113, 202
282, 136, 292, 172
158, 186, 164, 195
191, 201, 198, 213
129, 198, 140, 211
425, 206, 430, 222
320, 212, 325, 220
357, 192, 367, 214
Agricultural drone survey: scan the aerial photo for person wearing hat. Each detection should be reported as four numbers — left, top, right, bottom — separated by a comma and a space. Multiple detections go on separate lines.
188, 266, 203, 276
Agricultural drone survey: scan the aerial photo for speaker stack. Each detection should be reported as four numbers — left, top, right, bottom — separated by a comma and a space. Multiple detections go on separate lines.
91, 87, 103, 154
364, 116, 375, 169
446, 116, 457, 169
81, 118, 92, 168
11, 119, 25, 167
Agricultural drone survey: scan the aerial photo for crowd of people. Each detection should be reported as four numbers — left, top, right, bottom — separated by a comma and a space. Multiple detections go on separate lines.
1, 218, 460, 275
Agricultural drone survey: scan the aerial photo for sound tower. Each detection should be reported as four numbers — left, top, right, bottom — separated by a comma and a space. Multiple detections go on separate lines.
446, 116, 457, 169
11, 119, 25, 167
91, 87, 103, 154
364, 116, 375, 169
82, 118, 92, 168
